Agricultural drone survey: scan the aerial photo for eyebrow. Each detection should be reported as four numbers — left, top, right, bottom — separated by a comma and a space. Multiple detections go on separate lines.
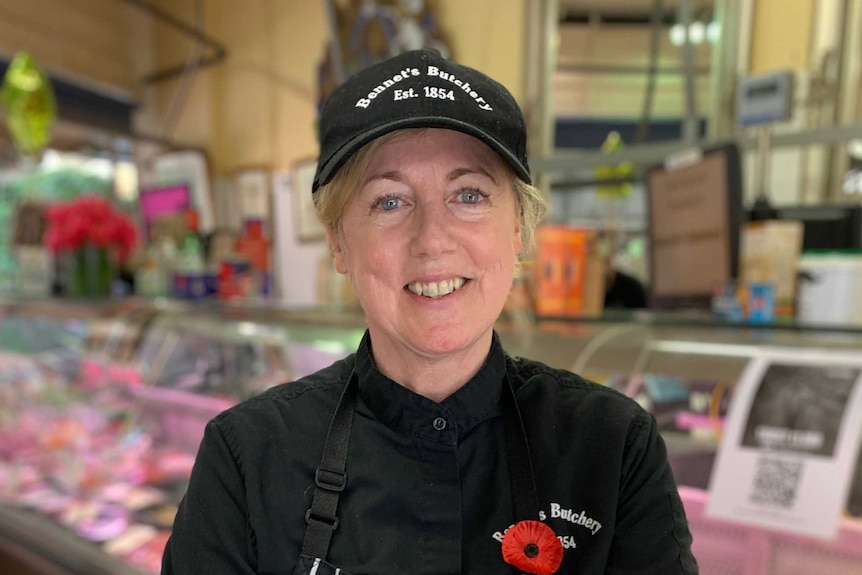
363, 166, 499, 187
447, 166, 498, 185
362, 170, 403, 186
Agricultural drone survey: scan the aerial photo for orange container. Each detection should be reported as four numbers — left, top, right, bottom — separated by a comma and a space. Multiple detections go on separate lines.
534, 226, 591, 317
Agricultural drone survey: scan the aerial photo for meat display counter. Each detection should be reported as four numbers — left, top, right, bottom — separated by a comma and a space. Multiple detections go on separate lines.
1, 299, 861, 574
0, 299, 364, 574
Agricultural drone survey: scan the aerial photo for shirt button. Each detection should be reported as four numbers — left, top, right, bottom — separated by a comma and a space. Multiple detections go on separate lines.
432, 417, 447, 431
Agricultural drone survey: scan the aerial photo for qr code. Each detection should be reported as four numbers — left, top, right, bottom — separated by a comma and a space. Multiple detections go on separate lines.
749, 457, 804, 508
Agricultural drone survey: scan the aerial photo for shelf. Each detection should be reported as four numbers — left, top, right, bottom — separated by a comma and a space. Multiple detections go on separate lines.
536, 310, 862, 335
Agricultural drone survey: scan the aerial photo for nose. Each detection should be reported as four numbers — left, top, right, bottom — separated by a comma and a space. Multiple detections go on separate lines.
409, 199, 457, 258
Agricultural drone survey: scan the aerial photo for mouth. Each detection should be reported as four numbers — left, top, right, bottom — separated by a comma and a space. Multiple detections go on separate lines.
405, 277, 468, 299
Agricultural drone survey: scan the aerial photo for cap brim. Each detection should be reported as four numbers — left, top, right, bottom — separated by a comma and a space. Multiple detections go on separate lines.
313, 116, 531, 191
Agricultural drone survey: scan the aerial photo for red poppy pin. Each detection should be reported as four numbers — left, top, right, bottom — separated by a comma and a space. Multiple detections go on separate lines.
501, 520, 564, 574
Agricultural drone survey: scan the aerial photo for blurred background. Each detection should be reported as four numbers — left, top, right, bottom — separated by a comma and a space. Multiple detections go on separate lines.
0, 1, 861, 574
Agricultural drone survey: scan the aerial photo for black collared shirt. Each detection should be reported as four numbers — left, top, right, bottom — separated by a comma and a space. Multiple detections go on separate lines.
162, 332, 697, 574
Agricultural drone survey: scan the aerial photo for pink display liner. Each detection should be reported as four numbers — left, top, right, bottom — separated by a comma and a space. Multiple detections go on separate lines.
680, 486, 862, 575
675, 412, 726, 431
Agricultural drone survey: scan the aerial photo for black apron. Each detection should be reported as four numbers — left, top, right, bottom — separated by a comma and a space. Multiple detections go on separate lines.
291, 368, 539, 575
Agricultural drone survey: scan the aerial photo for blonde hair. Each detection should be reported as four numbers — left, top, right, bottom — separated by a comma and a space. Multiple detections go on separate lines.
313, 129, 547, 256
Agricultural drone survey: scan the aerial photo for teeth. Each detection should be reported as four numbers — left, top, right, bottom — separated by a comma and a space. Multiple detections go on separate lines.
408, 278, 466, 298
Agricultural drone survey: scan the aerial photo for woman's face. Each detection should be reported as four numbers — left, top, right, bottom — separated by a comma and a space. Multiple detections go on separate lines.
330, 128, 522, 361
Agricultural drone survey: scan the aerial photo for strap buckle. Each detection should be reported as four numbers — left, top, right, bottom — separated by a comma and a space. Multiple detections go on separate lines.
305, 508, 339, 531
315, 466, 347, 492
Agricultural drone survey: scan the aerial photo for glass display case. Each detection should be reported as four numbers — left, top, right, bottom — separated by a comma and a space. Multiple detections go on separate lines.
0, 299, 368, 575
1, 299, 861, 574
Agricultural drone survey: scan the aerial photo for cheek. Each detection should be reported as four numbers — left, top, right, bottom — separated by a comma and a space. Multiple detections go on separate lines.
489, 214, 522, 262
473, 236, 517, 281
342, 229, 400, 285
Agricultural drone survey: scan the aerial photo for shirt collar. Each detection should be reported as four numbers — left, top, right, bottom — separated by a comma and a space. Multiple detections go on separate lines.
354, 330, 507, 444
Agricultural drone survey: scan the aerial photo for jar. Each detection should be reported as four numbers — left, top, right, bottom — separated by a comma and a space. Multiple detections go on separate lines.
796, 251, 862, 326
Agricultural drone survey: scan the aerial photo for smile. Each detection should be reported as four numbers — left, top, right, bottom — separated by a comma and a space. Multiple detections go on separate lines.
406, 278, 467, 298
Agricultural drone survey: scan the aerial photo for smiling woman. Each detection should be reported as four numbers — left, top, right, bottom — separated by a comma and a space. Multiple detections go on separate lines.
328, 128, 523, 400
162, 50, 698, 575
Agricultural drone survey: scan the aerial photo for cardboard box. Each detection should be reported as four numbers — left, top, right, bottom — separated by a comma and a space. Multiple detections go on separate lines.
740, 220, 804, 316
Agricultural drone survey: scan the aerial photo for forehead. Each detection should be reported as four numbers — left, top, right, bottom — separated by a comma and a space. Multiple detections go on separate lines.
365, 128, 507, 176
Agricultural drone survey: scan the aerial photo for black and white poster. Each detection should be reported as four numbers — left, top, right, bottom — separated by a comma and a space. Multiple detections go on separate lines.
707, 349, 862, 540
740, 363, 858, 457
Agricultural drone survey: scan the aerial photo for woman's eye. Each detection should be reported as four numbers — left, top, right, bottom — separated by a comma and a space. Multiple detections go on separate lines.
458, 189, 485, 204
375, 195, 401, 211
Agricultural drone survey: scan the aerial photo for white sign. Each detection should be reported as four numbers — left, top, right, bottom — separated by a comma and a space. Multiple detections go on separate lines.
706, 348, 862, 540
271, 170, 327, 306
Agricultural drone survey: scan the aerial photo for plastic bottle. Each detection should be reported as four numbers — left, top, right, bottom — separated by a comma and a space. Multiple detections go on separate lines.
235, 219, 271, 296
235, 219, 270, 272
179, 210, 205, 274
173, 210, 206, 298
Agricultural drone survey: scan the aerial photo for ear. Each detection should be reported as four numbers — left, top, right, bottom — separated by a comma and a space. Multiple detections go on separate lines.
327, 227, 349, 275
512, 216, 523, 256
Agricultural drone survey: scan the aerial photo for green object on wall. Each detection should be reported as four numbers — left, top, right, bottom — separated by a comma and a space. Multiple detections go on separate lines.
0, 51, 58, 156
595, 131, 634, 198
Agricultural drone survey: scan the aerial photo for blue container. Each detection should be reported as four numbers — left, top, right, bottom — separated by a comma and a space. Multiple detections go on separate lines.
747, 282, 776, 324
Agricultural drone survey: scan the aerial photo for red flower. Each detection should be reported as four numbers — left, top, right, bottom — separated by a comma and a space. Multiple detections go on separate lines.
42, 195, 139, 263
116, 217, 138, 262
61, 213, 89, 250
90, 215, 122, 247
76, 195, 112, 221
501, 520, 564, 575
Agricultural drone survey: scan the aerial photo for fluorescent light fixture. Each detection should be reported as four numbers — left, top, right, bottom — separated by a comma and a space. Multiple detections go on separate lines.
40, 149, 63, 171
669, 21, 717, 46
707, 20, 721, 43
669, 23, 686, 46
237, 322, 258, 337
689, 21, 706, 44
114, 160, 139, 202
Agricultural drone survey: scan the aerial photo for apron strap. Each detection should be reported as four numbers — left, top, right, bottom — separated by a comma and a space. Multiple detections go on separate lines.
302, 371, 358, 559
301, 364, 541, 562
503, 370, 541, 522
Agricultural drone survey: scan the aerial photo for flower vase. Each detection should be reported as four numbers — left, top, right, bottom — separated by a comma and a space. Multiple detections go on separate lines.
69, 245, 114, 298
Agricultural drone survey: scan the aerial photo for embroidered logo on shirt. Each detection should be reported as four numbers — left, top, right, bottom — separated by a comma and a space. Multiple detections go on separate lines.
548, 503, 603, 536
491, 502, 604, 551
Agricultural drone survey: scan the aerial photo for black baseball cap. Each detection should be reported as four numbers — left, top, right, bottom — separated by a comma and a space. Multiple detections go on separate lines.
312, 49, 531, 192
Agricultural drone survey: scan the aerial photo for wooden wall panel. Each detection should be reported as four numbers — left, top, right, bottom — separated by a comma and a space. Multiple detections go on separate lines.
0, 0, 145, 96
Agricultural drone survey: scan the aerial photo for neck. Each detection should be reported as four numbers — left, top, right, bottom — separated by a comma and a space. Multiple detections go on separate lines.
367, 330, 494, 403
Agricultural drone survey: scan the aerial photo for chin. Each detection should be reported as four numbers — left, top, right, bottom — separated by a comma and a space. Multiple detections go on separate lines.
404, 320, 492, 358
